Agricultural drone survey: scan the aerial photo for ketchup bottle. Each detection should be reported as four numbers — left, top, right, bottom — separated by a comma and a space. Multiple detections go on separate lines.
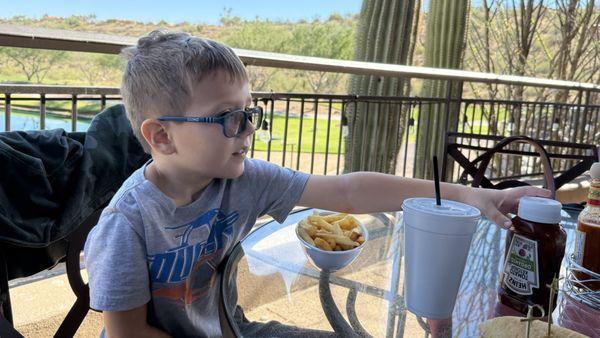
499, 197, 566, 315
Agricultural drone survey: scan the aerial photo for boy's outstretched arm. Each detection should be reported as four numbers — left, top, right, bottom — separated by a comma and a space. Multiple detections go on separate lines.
104, 304, 171, 338
297, 172, 551, 228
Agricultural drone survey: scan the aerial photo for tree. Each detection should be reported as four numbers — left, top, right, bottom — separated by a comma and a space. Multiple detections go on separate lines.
467, 2, 500, 98
219, 15, 356, 93
546, 0, 599, 100
0, 47, 67, 83
503, 0, 546, 102
415, 0, 471, 179
288, 19, 355, 93
344, 0, 421, 174
78, 54, 120, 85
466, 1, 506, 143
540, 0, 599, 163
219, 17, 291, 92
464, 1, 598, 178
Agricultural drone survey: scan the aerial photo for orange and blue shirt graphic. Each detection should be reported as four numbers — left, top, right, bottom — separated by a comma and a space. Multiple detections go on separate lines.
148, 208, 238, 304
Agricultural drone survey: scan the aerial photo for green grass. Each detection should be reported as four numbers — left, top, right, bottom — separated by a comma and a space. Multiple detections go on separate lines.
254, 113, 345, 154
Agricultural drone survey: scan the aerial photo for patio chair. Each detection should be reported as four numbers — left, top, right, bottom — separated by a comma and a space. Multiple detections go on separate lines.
0, 207, 104, 338
0, 104, 149, 337
442, 132, 599, 199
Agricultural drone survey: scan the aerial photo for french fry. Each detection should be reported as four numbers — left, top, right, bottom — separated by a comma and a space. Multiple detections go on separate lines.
348, 230, 360, 241
346, 216, 360, 229
299, 220, 318, 237
308, 215, 335, 232
314, 237, 333, 251
334, 216, 356, 230
322, 213, 348, 223
298, 212, 366, 252
331, 221, 344, 235
325, 237, 337, 248
298, 227, 315, 246
315, 231, 359, 247
299, 220, 311, 229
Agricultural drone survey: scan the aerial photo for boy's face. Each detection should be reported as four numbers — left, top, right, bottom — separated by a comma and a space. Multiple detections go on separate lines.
162, 70, 254, 179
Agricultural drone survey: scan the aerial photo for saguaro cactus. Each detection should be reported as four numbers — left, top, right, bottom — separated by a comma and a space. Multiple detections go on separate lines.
344, 0, 420, 174
414, 0, 470, 179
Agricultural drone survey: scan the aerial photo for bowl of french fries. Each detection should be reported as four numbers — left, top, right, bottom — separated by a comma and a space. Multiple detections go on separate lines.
296, 212, 368, 271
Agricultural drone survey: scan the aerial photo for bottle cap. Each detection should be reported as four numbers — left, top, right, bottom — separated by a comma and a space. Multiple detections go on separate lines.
517, 196, 562, 224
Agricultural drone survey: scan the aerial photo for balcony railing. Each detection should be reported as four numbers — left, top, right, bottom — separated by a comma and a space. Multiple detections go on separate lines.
1, 24, 599, 182
2, 85, 598, 182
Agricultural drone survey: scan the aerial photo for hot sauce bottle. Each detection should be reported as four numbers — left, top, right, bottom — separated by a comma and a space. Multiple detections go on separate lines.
573, 162, 600, 290
499, 197, 566, 315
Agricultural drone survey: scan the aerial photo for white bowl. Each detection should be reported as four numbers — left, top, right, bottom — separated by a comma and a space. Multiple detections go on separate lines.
296, 219, 369, 271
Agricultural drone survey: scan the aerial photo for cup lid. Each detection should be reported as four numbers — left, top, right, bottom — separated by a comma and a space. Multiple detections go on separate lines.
402, 198, 481, 219
517, 196, 562, 224
402, 198, 481, 235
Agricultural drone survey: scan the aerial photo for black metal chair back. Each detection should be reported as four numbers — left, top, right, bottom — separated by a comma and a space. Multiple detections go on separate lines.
442, 132, 599, 196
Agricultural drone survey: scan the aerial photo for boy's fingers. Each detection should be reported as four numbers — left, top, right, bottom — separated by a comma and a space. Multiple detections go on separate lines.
488, 208, 511, 229
523, 186, 551, 197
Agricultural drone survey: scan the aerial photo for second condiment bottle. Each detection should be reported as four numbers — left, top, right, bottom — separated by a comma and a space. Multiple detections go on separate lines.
574, 162, 600, 290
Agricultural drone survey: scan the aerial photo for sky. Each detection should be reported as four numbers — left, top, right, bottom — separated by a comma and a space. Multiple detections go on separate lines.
0, 0, 364, 25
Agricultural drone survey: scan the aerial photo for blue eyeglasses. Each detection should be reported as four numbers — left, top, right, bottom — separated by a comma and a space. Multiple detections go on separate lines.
157, 106, 264, 138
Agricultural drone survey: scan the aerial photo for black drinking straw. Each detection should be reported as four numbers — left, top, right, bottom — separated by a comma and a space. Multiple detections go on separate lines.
433, 156, 441, 206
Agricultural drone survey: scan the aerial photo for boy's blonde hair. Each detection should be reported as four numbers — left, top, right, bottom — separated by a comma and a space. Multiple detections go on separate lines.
120, 30, 248, 153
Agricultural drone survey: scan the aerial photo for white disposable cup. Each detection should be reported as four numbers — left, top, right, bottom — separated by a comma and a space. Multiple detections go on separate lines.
403, 198, 481, 319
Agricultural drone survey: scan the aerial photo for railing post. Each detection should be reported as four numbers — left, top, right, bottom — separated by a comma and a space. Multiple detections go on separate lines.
443, 80, 454, 133
100, 95, 106, 111
323, 99, 333, 175
266, 98, 274, 163
583, 90, 600, 144
582, 90, 591, 144
281, 98, 290, 168
40, 93, 46, 130
573, 90, 584, 144
310, 98, 318, 174
4, 94, 10, 131
71, 94, 78, 132
296, 98, 305, 171
442, 80, 464, 181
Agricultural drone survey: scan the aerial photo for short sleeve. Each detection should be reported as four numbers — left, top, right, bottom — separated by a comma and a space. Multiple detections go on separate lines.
244, 159, 310, 223
84, 210, 150, 311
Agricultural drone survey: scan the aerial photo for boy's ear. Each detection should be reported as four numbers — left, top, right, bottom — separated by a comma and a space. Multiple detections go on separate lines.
140, 119, 176, 155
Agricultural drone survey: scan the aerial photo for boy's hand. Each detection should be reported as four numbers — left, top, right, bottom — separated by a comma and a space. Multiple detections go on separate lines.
465, 186, 552, 229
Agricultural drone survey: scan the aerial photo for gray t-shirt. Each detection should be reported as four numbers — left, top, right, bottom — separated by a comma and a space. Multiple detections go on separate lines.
84, 158, 310, 337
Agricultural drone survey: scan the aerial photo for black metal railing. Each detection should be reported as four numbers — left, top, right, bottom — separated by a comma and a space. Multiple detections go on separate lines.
2, 86, 598, 182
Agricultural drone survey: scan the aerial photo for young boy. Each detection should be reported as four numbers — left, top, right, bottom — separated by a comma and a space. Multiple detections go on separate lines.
84, 31, 549, 337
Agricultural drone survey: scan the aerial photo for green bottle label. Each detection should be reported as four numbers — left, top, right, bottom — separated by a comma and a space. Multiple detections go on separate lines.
503, 234, 539, 295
